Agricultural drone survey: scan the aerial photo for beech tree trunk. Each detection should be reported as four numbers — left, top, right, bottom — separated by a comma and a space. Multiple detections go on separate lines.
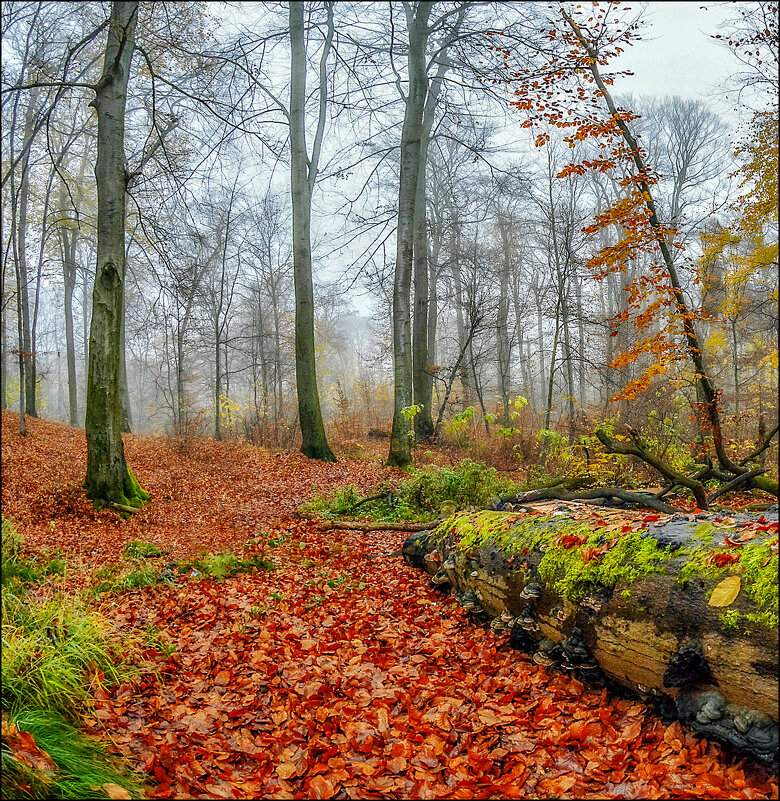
404, 511, 779, 763
59, 179, 79, 427
289, 0, 336, 462
496, 217, 512, 422
387, 1, 433, 467
83, 0, 148, 508
17, 89, 38, 418
412, 154, 434, 441
412, 14, 461, 443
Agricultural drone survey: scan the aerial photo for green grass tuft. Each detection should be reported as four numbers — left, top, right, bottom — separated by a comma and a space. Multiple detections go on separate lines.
2, 710, 143, 799
2, 588, 132, 720
121, 540, 166, 559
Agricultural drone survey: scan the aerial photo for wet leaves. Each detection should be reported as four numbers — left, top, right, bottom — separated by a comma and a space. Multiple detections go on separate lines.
2, 412, 778, 799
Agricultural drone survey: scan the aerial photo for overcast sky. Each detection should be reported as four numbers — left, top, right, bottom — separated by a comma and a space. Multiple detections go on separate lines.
611, 2, 741, 107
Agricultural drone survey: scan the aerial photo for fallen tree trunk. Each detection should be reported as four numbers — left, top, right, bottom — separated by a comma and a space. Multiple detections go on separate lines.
321, 519, 443, 533
402, 510, 779, 763
494, 486, 683, 515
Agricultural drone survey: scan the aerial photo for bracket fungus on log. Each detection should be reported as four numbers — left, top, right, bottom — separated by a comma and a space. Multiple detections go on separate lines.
402, 509, 779, 763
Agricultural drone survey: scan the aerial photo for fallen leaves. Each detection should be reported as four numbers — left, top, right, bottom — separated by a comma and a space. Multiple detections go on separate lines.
3, 726, 58, 778
2, 412, 778, 800
708, 575, 742, 607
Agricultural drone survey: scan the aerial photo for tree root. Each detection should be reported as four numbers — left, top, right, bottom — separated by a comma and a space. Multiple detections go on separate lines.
109, 502, 141, 514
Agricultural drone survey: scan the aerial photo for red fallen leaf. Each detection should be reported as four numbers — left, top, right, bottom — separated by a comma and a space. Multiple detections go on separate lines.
559, 534, 588, 549
620, 719, 643, 742
581, 543, 609, 563
7, 730, 58, 777
308, 774, 335, 799
664, 720, 685, 751
102, 784, 132, 800
569, 719, 597, 740
642, 514, 661, 523
387, 755, 408, 773
708, 552, 740, 568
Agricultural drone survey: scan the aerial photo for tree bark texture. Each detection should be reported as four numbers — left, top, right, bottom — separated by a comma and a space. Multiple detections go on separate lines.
403, 511, 778, 763
387, 1, 433, 467
84, 0, 148, 508
289, 0, 336, 462
496, 217, 512, 421
59, 180, 79, 427
17, 89, 38, 418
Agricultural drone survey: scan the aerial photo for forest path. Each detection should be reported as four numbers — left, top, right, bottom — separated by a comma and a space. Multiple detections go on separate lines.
89, 521, 778, 800
1, 411, 396, 578
1, 412, 777, 798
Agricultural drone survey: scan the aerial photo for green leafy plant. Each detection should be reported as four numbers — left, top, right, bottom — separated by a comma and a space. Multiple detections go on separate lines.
121, 540, 166, 559
304, 460, 520, 523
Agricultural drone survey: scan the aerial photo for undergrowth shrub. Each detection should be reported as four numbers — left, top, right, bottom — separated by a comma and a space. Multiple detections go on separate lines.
180, 551, 276, 581
305, 459, 521, 522
121, 540, 166, 559
86, 562, 161, 597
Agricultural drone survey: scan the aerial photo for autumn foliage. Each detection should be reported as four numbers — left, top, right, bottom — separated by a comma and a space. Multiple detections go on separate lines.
2, 412, 778, 798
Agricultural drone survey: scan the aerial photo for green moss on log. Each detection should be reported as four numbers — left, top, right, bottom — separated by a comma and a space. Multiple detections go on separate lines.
431, 511, 778, 626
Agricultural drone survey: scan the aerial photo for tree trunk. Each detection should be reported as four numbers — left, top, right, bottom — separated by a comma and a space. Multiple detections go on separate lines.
404, 511, 779, 764
1, 300, 7, 410
120, 303, 132, 433
511, 269, 533, 409
214, 324, 222, 441
496, 217, 512, 422
412, 31, 456, 443
289, 0, 335, 462
412, 157, 434, 441
451, 221, 472, 405
59, 180, 79, 427
17, 89, 38, 418
575, 274, 586, 408
534, 283, 546, 413
387, 1, 433, 467
83, 0, 148, 508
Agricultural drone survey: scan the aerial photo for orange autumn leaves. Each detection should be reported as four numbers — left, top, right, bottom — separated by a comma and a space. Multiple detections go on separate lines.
2, 413, 779, 799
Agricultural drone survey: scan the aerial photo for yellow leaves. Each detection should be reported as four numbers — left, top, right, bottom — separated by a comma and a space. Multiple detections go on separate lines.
704, 331, 727, 353
708, 576, 741, 608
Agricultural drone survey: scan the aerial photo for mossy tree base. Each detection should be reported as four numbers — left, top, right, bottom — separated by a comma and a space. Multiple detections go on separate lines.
84, 461, 149, 511
403, 510, 779, 763
300, 442, 337, 463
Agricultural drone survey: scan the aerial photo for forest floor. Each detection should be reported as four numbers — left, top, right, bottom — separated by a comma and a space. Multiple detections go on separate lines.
1, 411, 778, 800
